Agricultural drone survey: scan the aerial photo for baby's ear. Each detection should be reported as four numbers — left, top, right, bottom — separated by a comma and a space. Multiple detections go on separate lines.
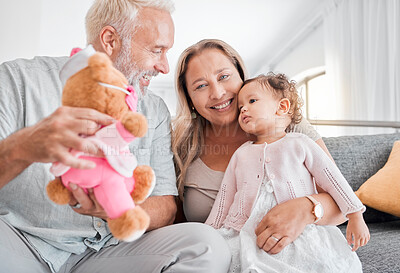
88, 52, 113, 82
277, 98, 290, 115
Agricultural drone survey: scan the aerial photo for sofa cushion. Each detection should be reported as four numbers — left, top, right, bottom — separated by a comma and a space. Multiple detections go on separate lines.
355, 141, 400, 217
322, 133, 400, 223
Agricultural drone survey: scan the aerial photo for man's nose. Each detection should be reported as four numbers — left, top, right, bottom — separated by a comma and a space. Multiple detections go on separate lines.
155, 54, 169, 74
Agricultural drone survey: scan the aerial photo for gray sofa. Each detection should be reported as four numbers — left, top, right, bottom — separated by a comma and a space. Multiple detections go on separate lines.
323, 132, 400, 273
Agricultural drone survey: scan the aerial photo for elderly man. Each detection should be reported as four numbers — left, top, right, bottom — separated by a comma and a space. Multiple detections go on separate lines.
0, 1, 230, 272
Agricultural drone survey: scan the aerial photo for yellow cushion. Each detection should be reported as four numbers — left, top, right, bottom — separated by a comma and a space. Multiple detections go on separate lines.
355, 141, 400, 217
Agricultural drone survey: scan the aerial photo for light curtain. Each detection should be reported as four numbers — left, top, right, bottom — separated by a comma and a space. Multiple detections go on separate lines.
324, 0, 400, 134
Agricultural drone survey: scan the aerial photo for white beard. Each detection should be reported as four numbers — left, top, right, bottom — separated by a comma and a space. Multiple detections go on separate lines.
114, 42, 140, 86
113, 39, 159, 98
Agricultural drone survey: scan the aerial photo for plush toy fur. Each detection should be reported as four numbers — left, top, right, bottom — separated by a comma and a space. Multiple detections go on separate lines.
63, 53, 147, 136
46, 51, 155, 242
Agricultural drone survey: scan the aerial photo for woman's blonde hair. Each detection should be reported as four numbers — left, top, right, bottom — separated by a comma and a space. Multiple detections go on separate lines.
243, 73, 303, 124
172, 39, 248, 199
85, 0, 174, 44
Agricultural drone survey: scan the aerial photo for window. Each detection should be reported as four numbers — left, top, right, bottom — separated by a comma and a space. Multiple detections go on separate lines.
297, 71, 330, 121
296, 68, 343, 136
294, 67, 399, 136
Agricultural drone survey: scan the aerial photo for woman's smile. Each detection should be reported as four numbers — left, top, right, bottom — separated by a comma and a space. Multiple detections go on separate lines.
185, 48, 243, 126
210, 98, 234, 111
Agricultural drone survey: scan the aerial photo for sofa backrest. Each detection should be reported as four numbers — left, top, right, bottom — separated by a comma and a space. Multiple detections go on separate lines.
322, 132, 400, 223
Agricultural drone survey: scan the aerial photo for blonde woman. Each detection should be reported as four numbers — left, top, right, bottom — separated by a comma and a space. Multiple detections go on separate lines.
173, 39, 346, 255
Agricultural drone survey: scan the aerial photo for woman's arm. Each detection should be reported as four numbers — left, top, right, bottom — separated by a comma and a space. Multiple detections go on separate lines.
254, 192, 345, 254
315, 138, 334, 162
309, 192, 346, 225
254, 136, 346, 254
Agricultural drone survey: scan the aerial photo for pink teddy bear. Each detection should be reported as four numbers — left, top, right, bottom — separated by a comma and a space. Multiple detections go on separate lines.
46, 45, 155, 242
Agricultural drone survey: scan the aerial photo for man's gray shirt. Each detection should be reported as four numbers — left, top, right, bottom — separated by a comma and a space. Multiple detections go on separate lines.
0, 56, 178, 272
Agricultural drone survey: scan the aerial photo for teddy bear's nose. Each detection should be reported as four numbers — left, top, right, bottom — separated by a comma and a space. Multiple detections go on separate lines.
126, 85, 134, 93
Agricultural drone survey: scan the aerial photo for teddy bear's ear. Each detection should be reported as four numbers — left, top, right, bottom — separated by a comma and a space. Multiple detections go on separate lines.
88, 52, 114, 82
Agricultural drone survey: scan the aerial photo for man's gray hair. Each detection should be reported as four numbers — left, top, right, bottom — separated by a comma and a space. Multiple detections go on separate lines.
85, 0, 175, 44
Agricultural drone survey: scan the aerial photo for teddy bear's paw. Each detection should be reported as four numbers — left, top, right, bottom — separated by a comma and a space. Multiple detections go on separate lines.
121, 112, 148, 138
46, 178, 71, 205
131, 165, 156, 204
108, 206, 149, 242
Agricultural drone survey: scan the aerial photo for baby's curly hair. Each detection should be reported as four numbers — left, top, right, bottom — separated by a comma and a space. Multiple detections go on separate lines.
242, 72, 303, 124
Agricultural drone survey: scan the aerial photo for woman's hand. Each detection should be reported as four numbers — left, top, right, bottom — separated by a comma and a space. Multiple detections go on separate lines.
254, 197, 315, 254
68, 183, 108, 220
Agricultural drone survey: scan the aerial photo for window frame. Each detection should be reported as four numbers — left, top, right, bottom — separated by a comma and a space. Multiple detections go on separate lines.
296, 70, 325, 121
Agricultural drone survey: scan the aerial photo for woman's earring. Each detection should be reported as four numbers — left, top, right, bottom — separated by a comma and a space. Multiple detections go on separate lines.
191, 106, 197, 119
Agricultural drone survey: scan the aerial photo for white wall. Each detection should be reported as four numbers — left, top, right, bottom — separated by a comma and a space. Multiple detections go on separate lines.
272, 24, 325, 78
0, 0, 42, 63
0, 0, 91, 63
0, 0, 324, 117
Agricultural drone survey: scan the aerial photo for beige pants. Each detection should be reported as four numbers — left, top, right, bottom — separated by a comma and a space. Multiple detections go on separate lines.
0, 219, 230, 273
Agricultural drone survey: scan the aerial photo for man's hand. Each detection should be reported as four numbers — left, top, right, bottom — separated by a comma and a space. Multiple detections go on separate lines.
19, 106, 114, 168
0, 106, 114, 189
255, 197, 314, 254
68, 183, 177, 230
68, 183, 108, 219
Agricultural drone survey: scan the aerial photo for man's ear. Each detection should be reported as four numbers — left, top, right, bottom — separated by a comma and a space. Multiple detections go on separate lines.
98, 26, 122, 60
277, 98, 290, 116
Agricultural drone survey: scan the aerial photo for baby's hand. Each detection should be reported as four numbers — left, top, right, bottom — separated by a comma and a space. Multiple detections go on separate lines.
346, 212, 370, 251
